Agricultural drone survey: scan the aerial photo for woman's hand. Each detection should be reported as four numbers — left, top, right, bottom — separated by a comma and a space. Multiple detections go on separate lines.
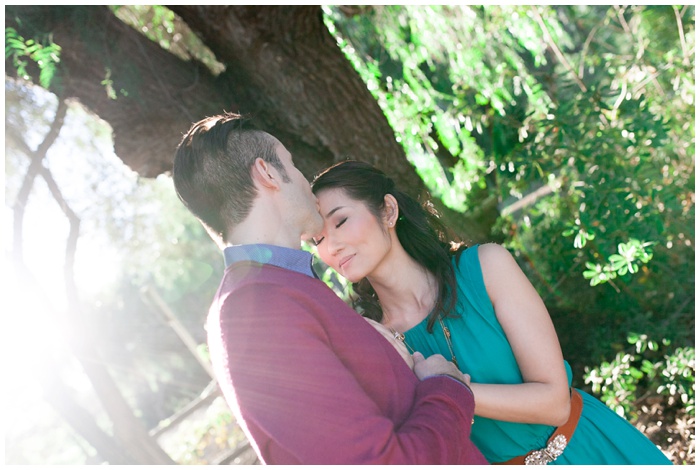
413, 351, 466, 384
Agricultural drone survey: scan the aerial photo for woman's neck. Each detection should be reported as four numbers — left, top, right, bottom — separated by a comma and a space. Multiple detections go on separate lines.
368, 249, 438, 333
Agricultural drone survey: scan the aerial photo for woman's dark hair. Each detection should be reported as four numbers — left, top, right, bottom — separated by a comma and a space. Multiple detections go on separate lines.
311, 160, 466, 332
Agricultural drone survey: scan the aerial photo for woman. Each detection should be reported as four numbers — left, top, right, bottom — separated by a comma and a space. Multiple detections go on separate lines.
310, 160, 672, 465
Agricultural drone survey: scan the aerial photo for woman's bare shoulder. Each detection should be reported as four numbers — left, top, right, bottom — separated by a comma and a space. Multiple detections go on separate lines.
477, 242, 514, 264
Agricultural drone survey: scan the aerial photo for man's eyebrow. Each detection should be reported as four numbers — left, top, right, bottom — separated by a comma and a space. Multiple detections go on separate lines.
324, 206, 345, 218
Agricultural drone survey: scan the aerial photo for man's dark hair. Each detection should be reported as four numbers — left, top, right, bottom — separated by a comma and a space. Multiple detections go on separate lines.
173, 113, 289, 242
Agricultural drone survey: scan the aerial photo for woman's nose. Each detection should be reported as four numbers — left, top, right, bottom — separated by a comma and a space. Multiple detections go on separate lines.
326, 235, 342, 256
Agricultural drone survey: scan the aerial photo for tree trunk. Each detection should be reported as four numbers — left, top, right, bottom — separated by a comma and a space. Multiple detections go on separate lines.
10, 94, 176, 465
6, 5, 497, 242
40, 351, 137, 464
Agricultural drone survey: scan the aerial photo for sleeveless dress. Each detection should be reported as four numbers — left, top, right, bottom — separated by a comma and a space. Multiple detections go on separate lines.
402, 245, 672, 464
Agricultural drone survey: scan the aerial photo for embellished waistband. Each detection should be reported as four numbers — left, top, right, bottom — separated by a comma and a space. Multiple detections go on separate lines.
495, 388, 583, 465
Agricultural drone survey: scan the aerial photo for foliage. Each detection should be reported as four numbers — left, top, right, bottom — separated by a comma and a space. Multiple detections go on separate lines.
500, 6, 695, 359
5, 27, 61, 88
581, 238, 655, 287
585, 333, 695, 420
157, 397, 248, 464
304, 241, 354, 304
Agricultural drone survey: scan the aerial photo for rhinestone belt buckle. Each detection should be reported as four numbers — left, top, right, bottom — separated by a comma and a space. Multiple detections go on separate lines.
524, 434, 568, 465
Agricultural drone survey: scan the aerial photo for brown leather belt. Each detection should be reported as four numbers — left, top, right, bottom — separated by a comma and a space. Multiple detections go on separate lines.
496, 388, 583, 465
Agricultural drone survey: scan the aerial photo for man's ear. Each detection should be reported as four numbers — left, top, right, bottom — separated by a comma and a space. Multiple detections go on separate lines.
252, 158, 280, 190
384, 194, 399, 228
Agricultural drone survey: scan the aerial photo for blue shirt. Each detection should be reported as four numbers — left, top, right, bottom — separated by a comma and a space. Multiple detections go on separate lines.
223, 244, 317, 278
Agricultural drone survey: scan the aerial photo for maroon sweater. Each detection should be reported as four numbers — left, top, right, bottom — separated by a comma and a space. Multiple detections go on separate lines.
207, 261, 487, 464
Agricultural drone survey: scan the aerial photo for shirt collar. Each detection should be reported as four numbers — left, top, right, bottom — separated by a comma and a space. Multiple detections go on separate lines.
223, 244, 317, 278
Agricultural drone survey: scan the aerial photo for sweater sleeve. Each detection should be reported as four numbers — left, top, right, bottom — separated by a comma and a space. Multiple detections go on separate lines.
211, 282, 482, 465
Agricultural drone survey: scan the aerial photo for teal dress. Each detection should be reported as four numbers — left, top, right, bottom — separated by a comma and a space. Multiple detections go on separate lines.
402, 245, 672, 465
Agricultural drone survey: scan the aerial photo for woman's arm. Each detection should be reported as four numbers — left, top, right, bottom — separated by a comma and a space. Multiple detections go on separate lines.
468, 243, 571, 426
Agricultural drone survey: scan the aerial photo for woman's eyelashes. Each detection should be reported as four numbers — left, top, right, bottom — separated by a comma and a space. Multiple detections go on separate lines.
312, 217, 346, 246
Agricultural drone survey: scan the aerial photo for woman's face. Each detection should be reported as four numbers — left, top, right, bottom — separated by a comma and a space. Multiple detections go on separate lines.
313, 188, 392, 283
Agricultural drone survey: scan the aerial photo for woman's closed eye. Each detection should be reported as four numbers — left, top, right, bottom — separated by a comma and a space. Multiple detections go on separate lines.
312, 218, 346, 246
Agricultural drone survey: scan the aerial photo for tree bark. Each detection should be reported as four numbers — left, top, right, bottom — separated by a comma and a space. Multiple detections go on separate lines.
168, 7, 410, 177
5, 5, 496, 241
6, 5, 224, 177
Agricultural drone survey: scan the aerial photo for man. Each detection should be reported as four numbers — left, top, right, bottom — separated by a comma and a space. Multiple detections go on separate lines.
172, 113, 486, 465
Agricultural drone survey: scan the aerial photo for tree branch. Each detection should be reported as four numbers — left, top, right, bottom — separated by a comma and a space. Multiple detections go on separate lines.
578, 9, 610, 78
12, 99, 68, 261
530, 6, 587, 93
33, 161, 81, 300
673, 5, 690, 66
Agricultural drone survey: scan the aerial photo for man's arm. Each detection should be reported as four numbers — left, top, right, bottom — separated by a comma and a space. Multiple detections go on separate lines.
214, 283, 480, 464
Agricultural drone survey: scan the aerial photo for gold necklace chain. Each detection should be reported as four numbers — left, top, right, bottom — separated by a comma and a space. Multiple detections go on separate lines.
391, 329, 415, 353
438, 317, 459, 368
391, 317, 459, 368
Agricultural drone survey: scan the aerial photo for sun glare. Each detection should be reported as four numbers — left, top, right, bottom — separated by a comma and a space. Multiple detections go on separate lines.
3, 198, 121, 417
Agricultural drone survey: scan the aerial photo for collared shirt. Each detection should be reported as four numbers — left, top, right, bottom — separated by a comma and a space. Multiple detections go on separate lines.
223, 244, 317, 278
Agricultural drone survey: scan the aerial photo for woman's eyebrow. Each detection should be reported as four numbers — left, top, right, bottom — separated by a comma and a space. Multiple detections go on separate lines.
324, 206, 345, 218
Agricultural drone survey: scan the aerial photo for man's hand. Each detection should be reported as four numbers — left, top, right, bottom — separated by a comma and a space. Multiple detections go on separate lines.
413, 351, 469, 384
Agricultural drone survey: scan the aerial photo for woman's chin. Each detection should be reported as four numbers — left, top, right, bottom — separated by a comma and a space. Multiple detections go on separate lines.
339, 270, 360, 284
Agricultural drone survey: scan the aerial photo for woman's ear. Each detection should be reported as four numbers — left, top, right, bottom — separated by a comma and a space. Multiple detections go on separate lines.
384, 194, 399, 228
252, 158, 280, 190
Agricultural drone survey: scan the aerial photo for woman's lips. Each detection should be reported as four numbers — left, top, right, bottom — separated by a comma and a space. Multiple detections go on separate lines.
339, 254, 354, 271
